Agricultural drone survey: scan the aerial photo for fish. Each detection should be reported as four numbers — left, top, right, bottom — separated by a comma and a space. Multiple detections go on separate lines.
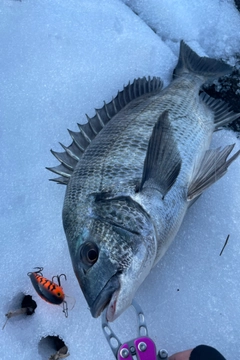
48, 41, 240, 322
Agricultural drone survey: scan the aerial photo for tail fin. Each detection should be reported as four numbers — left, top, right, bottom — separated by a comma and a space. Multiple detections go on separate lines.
173, 41, 233, 80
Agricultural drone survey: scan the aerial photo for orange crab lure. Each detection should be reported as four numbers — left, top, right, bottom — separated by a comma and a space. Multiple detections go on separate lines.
28, 267, 68, 317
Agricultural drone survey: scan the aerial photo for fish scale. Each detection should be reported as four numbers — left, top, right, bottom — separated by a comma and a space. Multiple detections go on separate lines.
66, 77, 208, 208
49, 41, 240, 321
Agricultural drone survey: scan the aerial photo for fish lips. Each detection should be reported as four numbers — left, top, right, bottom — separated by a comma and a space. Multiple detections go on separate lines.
74, 250, 121, 318
90, 274, 120, 318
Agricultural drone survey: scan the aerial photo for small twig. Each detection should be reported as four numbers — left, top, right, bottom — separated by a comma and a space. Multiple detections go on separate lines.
219, 234, 230, 256
2, 307, 31, 330
3, 295, 37, 330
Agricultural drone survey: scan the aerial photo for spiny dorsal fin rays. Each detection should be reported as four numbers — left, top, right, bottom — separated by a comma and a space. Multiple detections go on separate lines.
84, 115, 98, 135
68, 129, 88, 151
200, 92, 240, 129
45, 164, 71, 184
59, 143, 80, 162
139, 111, 181, 198
103, 101, 111, 119
77, 124, 92, 143
50, 148, 76, 170
47, 76, 163, 184
187, 144, 240, 200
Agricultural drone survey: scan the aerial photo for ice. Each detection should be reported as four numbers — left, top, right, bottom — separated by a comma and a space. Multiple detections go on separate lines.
0, 0, 240, 359
122, 0, 240, 61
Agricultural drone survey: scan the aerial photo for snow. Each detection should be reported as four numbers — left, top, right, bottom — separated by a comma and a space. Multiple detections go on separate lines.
0, 0, 240, 359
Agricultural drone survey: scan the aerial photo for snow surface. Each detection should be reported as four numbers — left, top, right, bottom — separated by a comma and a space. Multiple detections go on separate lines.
0, 0, 240, 359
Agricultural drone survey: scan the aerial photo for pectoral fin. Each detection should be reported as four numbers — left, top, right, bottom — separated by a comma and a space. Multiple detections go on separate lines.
187, 144, 240, 200
139, 111, 181, 197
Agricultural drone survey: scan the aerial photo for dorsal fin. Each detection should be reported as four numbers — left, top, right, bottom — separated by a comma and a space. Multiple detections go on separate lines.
200, 92, 240, 129
47, 76, 163, 184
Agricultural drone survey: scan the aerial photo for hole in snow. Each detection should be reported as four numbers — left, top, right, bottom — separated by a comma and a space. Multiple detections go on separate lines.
2, 293, 37, 330
21, 295, 37, 315
38, 335, 69, 360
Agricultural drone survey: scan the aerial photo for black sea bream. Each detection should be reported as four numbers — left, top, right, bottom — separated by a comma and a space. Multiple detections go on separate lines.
48, 41, 240, 321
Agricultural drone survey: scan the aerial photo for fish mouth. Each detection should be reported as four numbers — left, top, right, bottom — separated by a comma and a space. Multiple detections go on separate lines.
90, 273, 120, 318
106, 289, 119, 322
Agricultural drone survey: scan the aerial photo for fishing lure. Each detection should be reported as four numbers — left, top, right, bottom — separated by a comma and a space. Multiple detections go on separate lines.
28, 267, 68, 317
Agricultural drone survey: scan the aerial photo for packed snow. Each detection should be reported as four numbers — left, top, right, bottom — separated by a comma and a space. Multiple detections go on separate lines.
0, 0, 240, 359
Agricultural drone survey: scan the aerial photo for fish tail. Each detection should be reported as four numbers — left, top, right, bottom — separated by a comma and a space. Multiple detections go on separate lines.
173, 41, 233, 80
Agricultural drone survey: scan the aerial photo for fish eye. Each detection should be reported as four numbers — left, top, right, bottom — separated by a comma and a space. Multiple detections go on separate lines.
80, 241, 99, 266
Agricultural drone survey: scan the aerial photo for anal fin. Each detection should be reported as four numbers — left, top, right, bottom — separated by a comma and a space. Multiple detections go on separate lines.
139, 111, 181, 197
187, 145, 240, 200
